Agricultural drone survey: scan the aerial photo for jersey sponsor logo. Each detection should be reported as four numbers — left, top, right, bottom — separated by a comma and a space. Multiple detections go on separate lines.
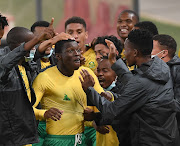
89, 61, 95, 69
63, 94, 71, 101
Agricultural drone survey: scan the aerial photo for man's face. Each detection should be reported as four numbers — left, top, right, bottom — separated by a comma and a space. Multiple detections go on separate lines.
0, 25, 4, 46
151, 40, 165, 58
60, 41, 81, 71
33, 27, 46, 36
97, 59, 116, 89
94, 44, 109, 63
117, 12, 138, 40
124, 39, 136, 66
65, 23, 88, 50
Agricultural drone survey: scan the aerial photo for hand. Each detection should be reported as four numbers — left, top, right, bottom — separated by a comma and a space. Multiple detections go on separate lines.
100, 92, 112, 101
44, 107, 63, 121
38, 32, 75, 54
35, 18, 56, 42
79, 69, 95, 92
83, 107, 95, 121
105, 39, 117, 65
52, 32, 75, 42
93, 121, 110, 134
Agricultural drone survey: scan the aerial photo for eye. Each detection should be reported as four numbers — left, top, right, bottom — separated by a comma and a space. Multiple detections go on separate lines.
103, 69, 108, 72
67, 31, 73, 35
78, 31, 82, 34
77, 49, 81, 53
126, 19, 132, 24
67, 49, 73, 53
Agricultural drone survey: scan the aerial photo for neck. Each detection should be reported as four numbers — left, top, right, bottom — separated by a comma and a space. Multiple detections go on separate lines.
136, 55, 152, 67
41, 58, 50, 62
119, 37, 125, 45
81, 45, 87, 54
162, 56, 171, 63
57, 62, 74, 77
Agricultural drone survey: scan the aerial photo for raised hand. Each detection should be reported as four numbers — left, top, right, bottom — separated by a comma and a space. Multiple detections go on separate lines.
79, 69, 95, 92
35, 18, 56, 43
44, 107, 63, 121
105, 39, 117, 65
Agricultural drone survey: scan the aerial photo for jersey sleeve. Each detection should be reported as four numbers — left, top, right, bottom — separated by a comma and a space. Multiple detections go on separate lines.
32, 72, 48, 120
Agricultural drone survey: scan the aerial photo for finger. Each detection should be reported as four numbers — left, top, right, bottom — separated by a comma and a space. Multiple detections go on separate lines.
53, 113, 62, 120
80, 70, 85, 79
50, 115, 57, 121
79, 76, 83, 84
104, 125, 110, 130
49, 17, 54, 28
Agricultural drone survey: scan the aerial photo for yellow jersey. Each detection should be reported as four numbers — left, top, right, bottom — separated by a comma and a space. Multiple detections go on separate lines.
32, 66, 104, 135
82, 48, 98, 72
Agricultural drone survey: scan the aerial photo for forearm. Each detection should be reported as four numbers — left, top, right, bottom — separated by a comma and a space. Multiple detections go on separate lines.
111, 59, 133, 84
86, 87, 114, 125
0, 43, 27, 79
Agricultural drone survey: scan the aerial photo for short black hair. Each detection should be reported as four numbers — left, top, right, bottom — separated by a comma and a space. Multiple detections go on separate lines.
153, 34, 177, 58
134, 21, 158, 36
94, 35, 123, 55
119, 10, 139, 22
0, 13, 8, 29
55, 39, 76, 54
31, 21, 50, 32
128, 29, 153, 56
65, 16, 86, 30
7, 27, 32, 50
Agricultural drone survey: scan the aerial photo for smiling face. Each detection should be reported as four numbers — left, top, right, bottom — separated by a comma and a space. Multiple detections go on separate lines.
58, 41, 81, 71
117, 12, 138, 41
96, 59, 116, 89
65, 23, 88, 51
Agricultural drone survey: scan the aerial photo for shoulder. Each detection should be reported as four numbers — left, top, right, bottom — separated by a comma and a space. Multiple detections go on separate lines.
36, 66, 57, 79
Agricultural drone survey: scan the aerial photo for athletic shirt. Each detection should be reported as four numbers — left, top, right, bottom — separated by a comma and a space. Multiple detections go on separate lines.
82, 48, 98, 72
18, 65, 31, 101
40, 59, 51, 69
32, 66, 104, 135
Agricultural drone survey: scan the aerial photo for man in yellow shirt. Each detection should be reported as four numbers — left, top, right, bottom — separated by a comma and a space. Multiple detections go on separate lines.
32, 39, 104, 146
65, 16, 98, 72
65, 16, 98, 145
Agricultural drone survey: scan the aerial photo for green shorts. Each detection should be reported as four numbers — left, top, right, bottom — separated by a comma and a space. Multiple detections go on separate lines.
84, 127, 96, 146
33, 121, 47, 146
43, 134, 86, 146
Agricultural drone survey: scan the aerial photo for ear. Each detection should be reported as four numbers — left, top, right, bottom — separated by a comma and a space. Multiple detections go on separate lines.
55, 53, 61, 60
162, 50, 168, 58
134, 49, 138, 57
85, 31, 88, 40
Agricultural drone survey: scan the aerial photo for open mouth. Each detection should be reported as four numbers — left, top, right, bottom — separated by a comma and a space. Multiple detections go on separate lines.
74, 58, 80, 63
120, 29, 128, 34
98, 78, 105, 85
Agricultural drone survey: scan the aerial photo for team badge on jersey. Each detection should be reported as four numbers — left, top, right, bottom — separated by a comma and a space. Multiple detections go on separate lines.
63, 94, 71, 101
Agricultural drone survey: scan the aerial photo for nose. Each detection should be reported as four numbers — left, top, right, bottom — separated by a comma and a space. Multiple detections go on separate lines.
72, 33, 78, 39
97, 70, 103, 76
120, 20, 127, 27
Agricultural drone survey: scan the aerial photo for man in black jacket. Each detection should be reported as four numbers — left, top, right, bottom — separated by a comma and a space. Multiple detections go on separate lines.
0, 19, 71, 145
80, 29, 180, 146
152, 34, 180, 137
